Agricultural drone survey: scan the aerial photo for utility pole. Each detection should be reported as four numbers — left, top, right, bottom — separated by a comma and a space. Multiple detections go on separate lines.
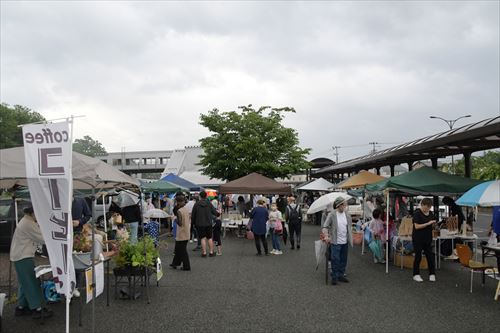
369, 142, 379, 154
332, 146, 340, 163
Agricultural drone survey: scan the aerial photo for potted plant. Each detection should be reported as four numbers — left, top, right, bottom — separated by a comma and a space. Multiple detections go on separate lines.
113, 236, 159, 277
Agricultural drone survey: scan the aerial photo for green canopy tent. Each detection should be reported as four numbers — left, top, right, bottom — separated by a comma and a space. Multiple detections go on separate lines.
365, 167, 483, 196
364, 167, 484, 273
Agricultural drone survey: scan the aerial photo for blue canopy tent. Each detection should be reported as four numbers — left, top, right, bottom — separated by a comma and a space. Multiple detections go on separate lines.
161, 173, 203, 192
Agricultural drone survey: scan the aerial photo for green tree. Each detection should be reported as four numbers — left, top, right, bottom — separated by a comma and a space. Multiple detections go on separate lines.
0, 103, 46, 149
199, 105, 311, 181
440, 151, 500, 180
73, 135, 107, 157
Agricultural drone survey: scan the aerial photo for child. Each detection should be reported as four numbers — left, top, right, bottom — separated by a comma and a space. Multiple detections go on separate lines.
268, 204, 283, 255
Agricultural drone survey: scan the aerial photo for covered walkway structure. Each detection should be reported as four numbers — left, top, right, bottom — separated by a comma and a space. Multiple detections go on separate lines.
313, 116, 500, 181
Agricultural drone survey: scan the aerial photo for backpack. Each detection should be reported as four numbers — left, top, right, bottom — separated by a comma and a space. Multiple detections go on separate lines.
287, 205, 301, 224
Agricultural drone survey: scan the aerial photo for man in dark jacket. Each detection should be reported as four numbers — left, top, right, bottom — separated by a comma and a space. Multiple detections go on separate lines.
191, 191, 219, 257
72, 196, 92, 233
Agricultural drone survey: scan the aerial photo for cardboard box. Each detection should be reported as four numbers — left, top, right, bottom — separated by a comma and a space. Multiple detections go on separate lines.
394, 254, 428, 270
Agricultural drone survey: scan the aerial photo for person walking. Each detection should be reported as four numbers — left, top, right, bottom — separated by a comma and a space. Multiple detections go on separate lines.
10, 207, 53, 319
191, 191, 219, 257
170, 195, 191, 271
268, 203, 283, 255
276, 194, 288, 245
322, 197, 353, 285
412, 198, 437, 282
250, 199, 270, 256
285, 196, 302, 249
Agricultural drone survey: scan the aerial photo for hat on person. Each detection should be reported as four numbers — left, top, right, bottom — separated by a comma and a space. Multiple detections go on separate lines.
333, 196, 346, 209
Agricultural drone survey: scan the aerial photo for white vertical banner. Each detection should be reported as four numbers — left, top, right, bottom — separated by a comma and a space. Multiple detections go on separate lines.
22, 122, 75, 297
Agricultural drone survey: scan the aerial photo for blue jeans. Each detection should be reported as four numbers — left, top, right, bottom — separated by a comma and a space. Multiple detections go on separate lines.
128, 222, 139, 244
330, 243, 348, 281
271, 232, 281, 251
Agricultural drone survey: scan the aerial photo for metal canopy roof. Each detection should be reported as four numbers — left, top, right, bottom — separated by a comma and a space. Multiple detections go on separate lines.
313, 116, 500, 176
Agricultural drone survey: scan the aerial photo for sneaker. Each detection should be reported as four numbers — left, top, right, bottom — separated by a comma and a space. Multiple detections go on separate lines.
331, 279, 337, 286
290, 246, 295, 250
193, 238, 198, 242
413, 275, 424, 282
275, 250, 283, 255
15, 306, 32, 316
373, 258, 379, 264
216, 252, 222, 256
189, 240, 193, 243
32, 307, 53, 319
270, 249, 276, 254
338, 277, 349, 283
429, 274, 436, 282
72, 288, 81, 298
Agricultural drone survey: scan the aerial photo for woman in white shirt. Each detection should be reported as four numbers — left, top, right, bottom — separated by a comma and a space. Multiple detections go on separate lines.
10, 207, 53, 319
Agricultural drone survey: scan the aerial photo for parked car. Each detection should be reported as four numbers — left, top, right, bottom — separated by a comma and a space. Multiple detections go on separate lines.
0, 198, 32, 251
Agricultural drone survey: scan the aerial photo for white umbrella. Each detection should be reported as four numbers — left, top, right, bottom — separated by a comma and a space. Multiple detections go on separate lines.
307, 192, 352, 215
117, 191, 139, 208
143, 209, 169, 219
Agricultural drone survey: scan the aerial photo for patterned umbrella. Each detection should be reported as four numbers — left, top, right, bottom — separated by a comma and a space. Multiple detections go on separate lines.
456, 180, 499, 207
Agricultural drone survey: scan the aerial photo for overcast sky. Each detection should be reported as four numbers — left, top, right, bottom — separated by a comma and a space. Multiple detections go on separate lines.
1, 1, 499, 162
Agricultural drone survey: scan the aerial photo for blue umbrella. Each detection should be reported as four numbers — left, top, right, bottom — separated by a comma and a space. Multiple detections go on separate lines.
456, 180, 499, 207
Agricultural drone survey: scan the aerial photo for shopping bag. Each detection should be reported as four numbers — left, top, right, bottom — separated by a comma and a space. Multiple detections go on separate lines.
368, 239, 383, 260
246, 230, 254, 240
315, 240, 327, 270
488, 232, 498, 246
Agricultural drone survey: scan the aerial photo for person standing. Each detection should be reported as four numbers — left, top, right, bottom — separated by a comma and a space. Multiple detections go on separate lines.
250, 199, 270, 256
72, 195, 92, 233
412, 198, 437, 283
268, 203, 283, 255
276, 194, 288, 245
10, 207, 53, 319
170, 195, 191, 271
285, 196, 302, 249
191, 191, 219, 257
322, 197, 353, 285
121, 202, 142, 244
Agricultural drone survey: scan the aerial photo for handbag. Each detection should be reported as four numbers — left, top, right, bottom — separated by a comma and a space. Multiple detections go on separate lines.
246, 230, 254, 240
274, 220, 283, 234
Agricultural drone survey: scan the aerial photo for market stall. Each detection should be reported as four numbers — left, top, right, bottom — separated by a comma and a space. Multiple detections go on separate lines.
365, 166, 484, 273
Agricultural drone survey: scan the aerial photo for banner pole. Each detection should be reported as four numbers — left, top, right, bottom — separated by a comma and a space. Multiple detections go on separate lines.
66, 116, 74, 333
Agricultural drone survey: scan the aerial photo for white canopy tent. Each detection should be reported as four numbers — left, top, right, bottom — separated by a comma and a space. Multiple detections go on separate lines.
296, 178, 334, 192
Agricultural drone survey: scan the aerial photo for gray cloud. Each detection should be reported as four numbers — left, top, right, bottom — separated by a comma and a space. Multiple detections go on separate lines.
1, 1, 498, 162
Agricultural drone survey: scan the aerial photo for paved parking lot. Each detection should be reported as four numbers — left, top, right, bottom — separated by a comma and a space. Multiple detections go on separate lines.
1, 223, 499, 333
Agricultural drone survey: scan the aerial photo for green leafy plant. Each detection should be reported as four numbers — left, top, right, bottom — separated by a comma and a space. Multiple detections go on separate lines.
115, 236, 159, 268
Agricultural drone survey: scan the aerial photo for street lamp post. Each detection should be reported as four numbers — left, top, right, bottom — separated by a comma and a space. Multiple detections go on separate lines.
429, 114, 471, 174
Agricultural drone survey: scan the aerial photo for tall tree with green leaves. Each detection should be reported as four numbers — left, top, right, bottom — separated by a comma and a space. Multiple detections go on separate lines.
440, 150, 500, 180
199, 105, 311, 181
0, 103, 46, 149
73, 135, 107, 157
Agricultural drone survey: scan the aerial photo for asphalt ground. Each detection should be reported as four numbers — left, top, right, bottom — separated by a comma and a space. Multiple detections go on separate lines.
1, 223, 500, 333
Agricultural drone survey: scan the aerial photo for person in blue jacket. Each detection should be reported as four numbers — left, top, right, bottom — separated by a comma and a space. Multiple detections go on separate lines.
250, 199, 269, 256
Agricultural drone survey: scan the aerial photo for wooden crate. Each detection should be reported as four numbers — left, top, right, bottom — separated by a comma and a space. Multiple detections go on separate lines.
395, 254, 428, 270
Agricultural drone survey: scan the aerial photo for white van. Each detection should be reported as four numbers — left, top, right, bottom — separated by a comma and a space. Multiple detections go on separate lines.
92, 195, 113, 227
346, 197, 363, 221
